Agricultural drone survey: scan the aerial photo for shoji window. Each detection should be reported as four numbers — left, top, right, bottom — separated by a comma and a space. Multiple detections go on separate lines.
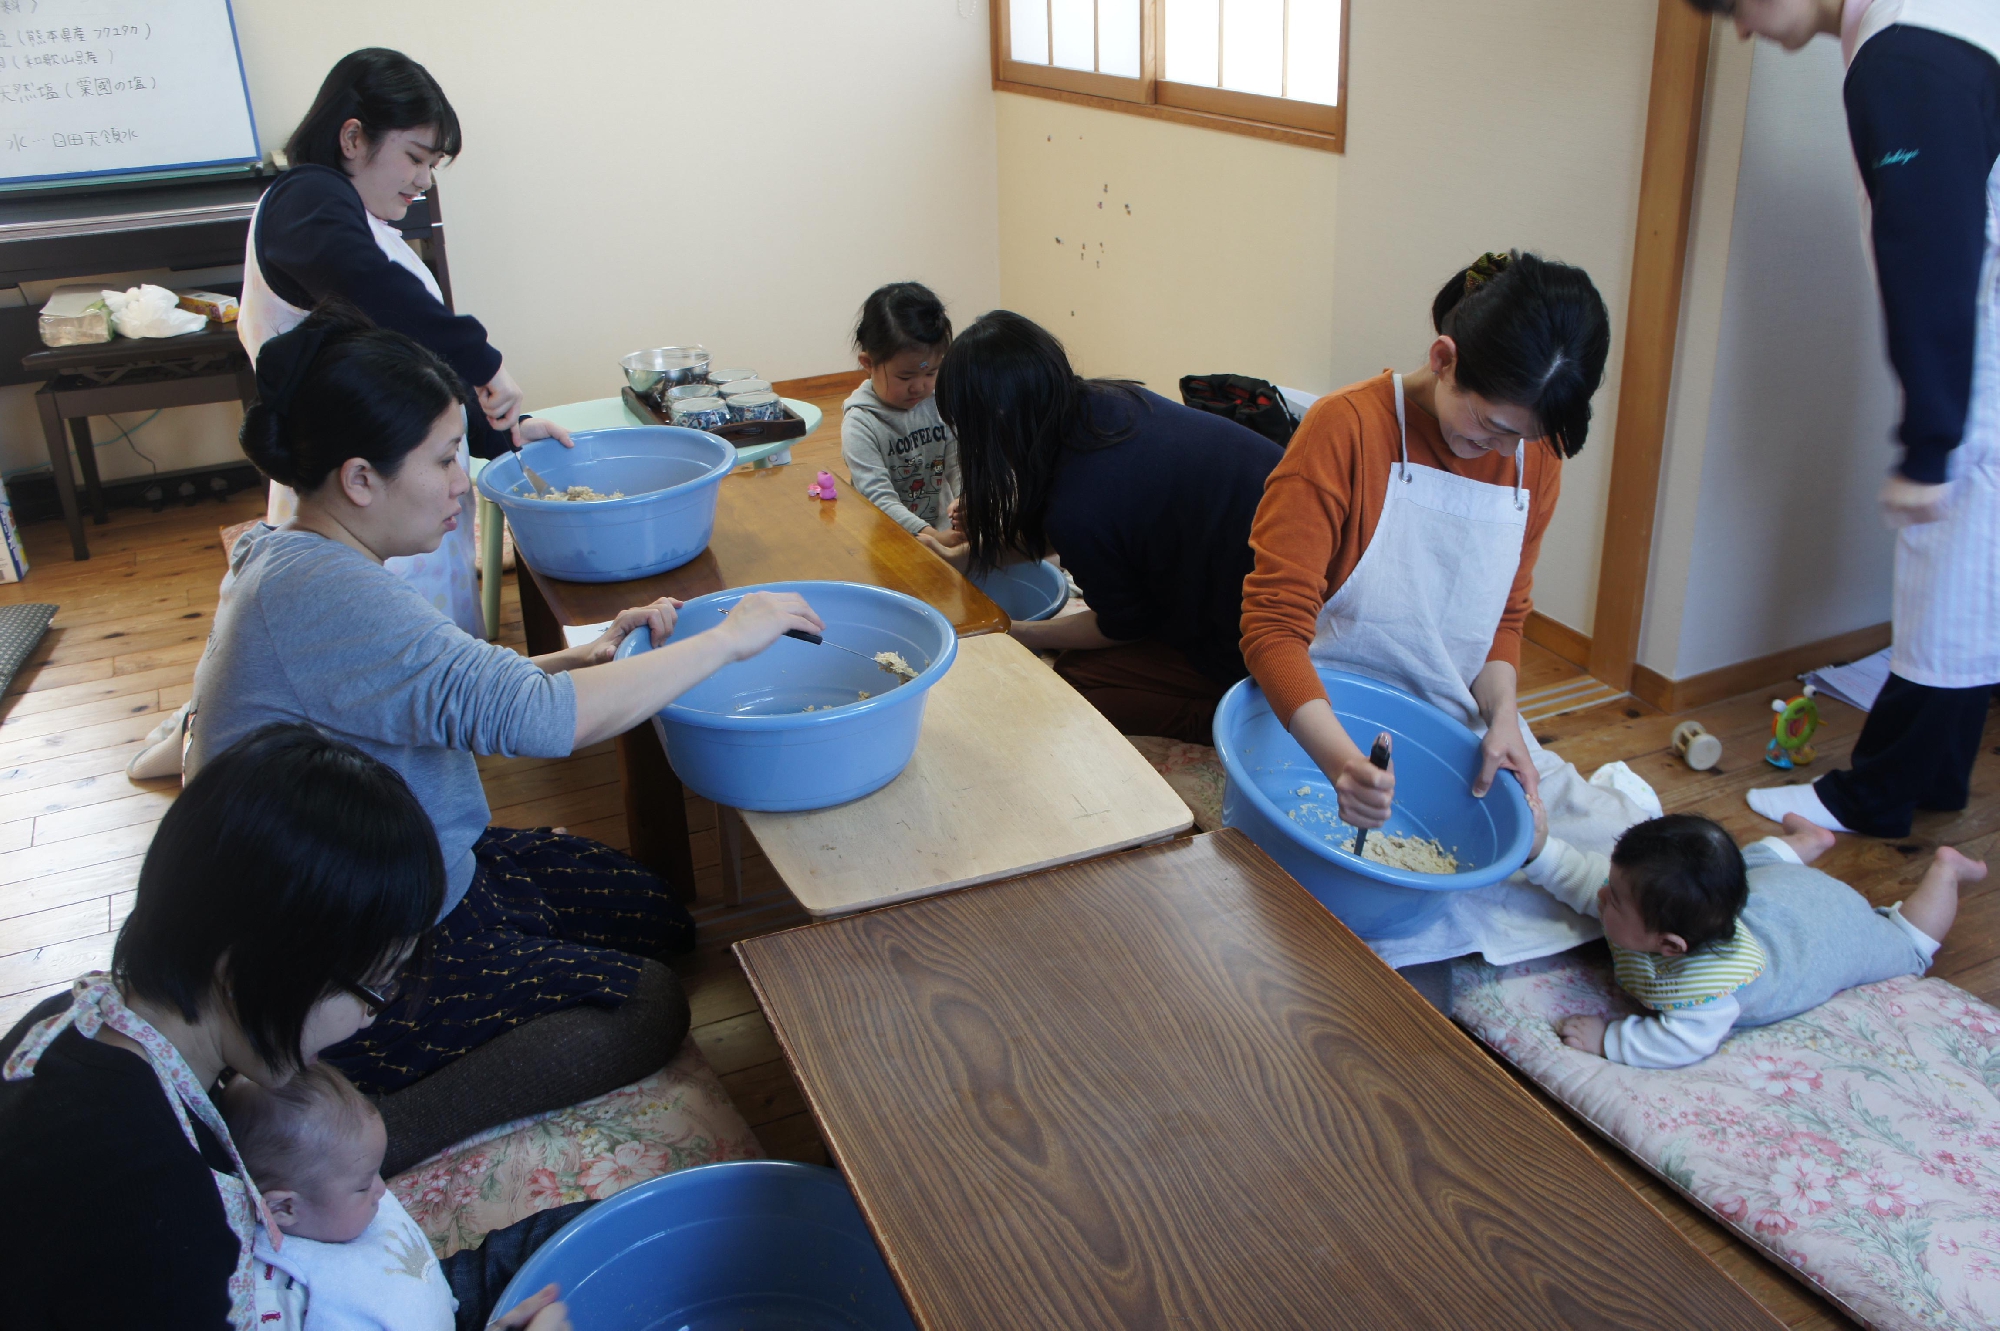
995, 0, 1347, 150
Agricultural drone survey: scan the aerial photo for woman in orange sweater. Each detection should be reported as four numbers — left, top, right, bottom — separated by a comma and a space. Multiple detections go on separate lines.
1242, 252, 1655, 978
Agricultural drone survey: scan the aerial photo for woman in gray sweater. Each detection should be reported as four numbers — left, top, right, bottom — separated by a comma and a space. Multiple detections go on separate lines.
188, 303, 821, 1172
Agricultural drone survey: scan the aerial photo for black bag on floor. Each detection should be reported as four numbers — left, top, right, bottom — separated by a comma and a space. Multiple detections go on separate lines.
1179, 373, 1300, 446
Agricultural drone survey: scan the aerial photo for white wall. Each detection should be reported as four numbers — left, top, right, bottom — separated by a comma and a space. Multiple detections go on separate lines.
1643, 36, 1897, 679
992, 94, 1339, 391
3, 0, 1002, 484
994, 0, 1658, 636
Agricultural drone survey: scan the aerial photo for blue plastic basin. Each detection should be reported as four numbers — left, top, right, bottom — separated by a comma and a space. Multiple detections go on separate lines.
617, 580, 956, 812
494, 1161, 915, 1331
1214, 667, 1533, 939
477, 426, 735, 582
969, 559, 1069, 622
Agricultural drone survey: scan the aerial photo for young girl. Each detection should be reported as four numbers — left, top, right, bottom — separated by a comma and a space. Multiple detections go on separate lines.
842, 282, 963, 543
1241, 251, 1646, 980
935, 311, 1284, 744
1523, 804, 1983, 1067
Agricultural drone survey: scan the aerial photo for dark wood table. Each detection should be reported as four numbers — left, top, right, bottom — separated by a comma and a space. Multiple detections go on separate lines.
737, 830, 1781, 1330
514, 460, 1007, 896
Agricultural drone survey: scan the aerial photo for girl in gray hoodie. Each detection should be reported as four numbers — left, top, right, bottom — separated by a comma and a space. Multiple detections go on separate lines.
842, 282, 963, 544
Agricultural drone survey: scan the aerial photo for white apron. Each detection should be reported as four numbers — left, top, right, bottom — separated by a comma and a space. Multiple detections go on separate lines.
1845, 0, 2000, 689
239, 191, 484, 637
1308, 374, 1656, 969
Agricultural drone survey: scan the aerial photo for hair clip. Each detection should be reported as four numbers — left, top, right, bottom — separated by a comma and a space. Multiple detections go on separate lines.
1464, 251, 1513, 296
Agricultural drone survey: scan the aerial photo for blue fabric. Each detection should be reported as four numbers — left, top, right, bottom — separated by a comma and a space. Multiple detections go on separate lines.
1844, 25, 2000, 482
1044, 387, 1283, 685
1731, 841, 1930, 1027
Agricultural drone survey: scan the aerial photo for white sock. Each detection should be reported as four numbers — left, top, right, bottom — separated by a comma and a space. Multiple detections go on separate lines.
1745, 783, 1853, 834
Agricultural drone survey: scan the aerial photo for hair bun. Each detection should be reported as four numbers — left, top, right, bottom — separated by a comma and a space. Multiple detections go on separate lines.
238, 401, 302, 488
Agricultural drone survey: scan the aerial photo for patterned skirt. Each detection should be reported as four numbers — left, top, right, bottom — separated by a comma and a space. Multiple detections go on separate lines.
326, 827, 697, 1095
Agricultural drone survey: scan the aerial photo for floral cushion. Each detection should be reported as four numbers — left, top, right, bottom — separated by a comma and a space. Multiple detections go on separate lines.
1452, 949, 2000, 1331
387, 1039, 762, 1257
1129, 736, 1226, 831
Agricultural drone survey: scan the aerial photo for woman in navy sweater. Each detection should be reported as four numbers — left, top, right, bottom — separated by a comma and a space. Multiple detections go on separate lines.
240, 48, 568, 634
931, 311, 1283, 744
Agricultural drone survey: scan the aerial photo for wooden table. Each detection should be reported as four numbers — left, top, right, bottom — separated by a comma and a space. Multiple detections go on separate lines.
510, 430, 1006, 895
738, 830, 1780, 1330
742, 633, 1192, 915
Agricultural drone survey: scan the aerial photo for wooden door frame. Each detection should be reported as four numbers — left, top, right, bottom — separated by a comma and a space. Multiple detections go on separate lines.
1585, 2, 1714, 691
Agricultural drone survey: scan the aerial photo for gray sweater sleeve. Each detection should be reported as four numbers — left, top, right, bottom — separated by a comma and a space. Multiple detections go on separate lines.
264, 554, 576, 757
842, 408, 933, 536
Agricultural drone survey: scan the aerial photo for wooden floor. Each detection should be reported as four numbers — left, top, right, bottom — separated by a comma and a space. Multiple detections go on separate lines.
4, 400, 1994, 1329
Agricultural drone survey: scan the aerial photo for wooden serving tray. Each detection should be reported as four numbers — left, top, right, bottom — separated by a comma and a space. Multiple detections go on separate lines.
621, 386, 810, 445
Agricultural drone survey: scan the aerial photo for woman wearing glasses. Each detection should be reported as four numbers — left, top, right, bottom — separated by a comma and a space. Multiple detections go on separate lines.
0, 725, 574, 1330
184, 304, 820, 1176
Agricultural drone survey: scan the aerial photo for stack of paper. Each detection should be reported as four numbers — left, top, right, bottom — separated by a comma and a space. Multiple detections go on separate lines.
1804, 646, 1892, 712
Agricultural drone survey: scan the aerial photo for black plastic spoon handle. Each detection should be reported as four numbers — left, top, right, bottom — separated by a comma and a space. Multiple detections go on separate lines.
785, 629, 823, 645
1351, 735, 1393, 859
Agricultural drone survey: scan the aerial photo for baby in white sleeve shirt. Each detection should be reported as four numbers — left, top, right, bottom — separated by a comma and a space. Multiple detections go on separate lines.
222, 1063, 457, 1331
1521, 802, 1982, 1068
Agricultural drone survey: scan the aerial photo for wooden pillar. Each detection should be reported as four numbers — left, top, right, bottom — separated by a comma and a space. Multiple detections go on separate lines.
1587, 2, 1714, 691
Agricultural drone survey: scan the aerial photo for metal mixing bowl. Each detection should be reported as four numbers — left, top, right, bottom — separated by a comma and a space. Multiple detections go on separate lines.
621, 346, 711, 395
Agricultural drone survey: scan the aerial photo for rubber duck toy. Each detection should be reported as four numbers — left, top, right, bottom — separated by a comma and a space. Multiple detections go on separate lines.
1765, 686, 1822, 771
806, 471, 838, 501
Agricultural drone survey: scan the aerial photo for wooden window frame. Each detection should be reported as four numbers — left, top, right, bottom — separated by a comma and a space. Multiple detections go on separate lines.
992, 0, 1348, 153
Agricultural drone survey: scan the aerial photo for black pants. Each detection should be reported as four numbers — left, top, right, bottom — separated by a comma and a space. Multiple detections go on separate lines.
1816, 673, 1993, 838
443, 1201, 593, 1330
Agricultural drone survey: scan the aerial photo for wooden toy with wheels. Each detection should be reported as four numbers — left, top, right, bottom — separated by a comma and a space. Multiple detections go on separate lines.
1672, 721, 1723, 771
1765, 686, 1821, 771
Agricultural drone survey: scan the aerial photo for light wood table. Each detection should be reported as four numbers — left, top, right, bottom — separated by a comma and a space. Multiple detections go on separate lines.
738, 830, 1781, 1330
742, 633, 1192, 916
504, 406, 1007, 896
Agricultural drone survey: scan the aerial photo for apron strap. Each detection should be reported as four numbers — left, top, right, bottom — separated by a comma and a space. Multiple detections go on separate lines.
1391, 373, 1411, 481
1513, 437, 1526, 511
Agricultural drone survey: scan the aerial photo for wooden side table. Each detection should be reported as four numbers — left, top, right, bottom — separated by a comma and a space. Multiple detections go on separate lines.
23, 325, 255, 560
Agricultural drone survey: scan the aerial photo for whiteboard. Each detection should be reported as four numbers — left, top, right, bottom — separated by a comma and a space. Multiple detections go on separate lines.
0, 0, 259, 186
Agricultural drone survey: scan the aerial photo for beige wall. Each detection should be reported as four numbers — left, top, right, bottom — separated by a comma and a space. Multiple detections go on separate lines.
1639, 34, 1898, 679
993, 1, 1659, 636
3, 0, 1002, 485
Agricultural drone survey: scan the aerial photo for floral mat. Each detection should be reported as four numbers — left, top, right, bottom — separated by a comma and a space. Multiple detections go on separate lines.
1453, 948, 2000, 1331
1128, 736, 1225, 831
386, 1038, 762, 1257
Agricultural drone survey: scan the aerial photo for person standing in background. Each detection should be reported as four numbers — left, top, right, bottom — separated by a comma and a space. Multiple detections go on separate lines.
1690, 0, 2000, 838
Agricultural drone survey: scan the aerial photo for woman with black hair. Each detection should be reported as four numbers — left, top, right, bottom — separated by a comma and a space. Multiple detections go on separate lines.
932, 310, 1284, 744
0, 724, 575, 1330
240, 47, 568, 635
1242, 251, 1655, 987
189, 305, 820, 1176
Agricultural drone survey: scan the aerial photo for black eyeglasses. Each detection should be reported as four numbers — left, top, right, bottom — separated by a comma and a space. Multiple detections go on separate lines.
341, 978, 397, 1016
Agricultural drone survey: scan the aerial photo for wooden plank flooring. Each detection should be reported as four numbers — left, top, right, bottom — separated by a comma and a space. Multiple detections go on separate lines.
4, 403, 1995, 1327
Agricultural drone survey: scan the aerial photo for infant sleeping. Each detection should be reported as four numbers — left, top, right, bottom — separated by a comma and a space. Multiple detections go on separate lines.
1521, 800, 1984, 1068
222, 1063, 457, 1330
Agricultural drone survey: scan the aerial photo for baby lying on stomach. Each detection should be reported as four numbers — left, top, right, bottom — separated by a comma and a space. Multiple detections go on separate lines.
1521, 799, 1982, 1068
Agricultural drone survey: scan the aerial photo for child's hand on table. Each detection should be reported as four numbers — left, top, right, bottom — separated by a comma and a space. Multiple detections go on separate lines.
584, 598, 680, 664
922, 526, 968, 550
947, 497, 964, 532
1557, 1014, 1607, 1057
917, 530, 970, 571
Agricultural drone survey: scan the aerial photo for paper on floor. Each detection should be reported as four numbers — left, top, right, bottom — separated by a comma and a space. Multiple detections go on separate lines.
1805, 646, 1891, 712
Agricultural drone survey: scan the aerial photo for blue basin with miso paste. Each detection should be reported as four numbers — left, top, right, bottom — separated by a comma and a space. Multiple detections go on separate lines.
477, 425, 734, 582
1214, 666, 1533, 939
616, 580, 956, 811
494, 1161, 916, 1331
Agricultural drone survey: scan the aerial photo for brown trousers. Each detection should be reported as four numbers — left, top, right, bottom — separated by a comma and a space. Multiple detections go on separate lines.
1053, 640, 1230, 746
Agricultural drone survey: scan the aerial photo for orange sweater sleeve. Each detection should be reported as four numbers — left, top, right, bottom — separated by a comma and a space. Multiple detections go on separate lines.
1485, 444, 1564, 670
1241, 395, 1366, 724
